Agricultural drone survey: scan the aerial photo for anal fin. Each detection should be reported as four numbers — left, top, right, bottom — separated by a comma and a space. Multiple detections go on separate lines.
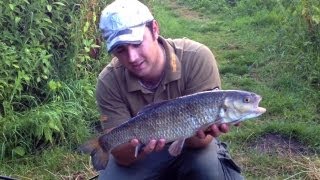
168, 138, 186, 156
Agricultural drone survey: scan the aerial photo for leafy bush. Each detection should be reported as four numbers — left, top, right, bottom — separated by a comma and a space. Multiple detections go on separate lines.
0, 0, 112, 160
0, 80, 98, 160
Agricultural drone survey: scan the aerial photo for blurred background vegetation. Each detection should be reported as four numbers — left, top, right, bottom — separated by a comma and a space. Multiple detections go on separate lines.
0, 0, 319, 179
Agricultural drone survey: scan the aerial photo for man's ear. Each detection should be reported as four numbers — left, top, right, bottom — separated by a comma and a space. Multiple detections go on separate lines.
152, 20, 160, 39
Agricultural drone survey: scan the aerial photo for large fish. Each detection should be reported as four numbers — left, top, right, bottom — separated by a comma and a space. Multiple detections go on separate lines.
80, 90, 266, 170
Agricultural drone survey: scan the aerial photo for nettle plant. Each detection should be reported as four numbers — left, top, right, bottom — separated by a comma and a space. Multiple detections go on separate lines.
0, 0, 110, 160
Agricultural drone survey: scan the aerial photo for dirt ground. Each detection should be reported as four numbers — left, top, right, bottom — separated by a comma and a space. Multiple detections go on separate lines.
250, 133, 315, 156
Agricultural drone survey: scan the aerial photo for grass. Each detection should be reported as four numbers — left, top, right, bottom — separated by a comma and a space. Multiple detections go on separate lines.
1, 147, 97, 179
156, 0, 320, 179
1, 0, 319, 179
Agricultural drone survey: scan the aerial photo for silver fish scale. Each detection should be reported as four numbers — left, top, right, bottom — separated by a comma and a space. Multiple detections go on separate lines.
100, 91, 228, 151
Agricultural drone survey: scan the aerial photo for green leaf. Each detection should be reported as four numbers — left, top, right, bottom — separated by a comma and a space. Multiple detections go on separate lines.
12, 146, 25, 156
12, 64, 20, 69
86, 89, 94, 97
47, 5, 52, 12
48, 80, 57, 91
91, 44, 100, 48
35, 125, 44, 138
43, 18, 52, 23
83, 21, 90, 33
9, 4, 14, 10
4, 60, 10, 66
53, 2, 66, 6
23, 75, 30, 82
15, 17, 21, 24
313, 5, 320, 13
23, 0, 30, 4
312, 15, 320, 24
93, 13, 97, 23
44, 127, 53, 143
42, 75, 48, 80
49, 120, 60, 132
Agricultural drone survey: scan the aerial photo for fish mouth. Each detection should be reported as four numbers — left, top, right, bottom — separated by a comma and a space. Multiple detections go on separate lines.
256, 107, 266, 114
254, 95, 266, 114
236, 106, 266, 123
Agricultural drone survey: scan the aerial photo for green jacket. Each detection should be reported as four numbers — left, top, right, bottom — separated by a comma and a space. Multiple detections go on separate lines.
96, 36, 221, 130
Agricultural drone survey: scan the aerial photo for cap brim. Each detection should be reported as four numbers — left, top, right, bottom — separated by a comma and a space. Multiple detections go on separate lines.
107, 24, 146, 53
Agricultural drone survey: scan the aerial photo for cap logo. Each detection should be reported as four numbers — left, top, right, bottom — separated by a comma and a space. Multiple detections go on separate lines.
107, 29, 133, 41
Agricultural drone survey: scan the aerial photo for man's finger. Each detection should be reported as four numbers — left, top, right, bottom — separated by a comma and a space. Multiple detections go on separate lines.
130, 139, 140, 147
210, 124, 221, 137
142, 139, 156, 155
154, 139, 166, 151
218, 124, 229, 133
197, 130, 206, 139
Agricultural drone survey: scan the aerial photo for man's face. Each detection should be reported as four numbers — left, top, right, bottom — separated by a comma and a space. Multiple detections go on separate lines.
111, 22, 162, 80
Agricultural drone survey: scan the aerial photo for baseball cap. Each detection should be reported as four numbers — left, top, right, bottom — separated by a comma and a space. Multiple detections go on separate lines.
99, 0, 154, 52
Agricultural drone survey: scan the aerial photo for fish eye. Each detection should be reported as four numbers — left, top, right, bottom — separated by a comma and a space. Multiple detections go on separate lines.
243, 96, 251, 103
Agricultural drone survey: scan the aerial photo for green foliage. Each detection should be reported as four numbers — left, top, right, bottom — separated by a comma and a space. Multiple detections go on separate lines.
0, 80, 98, 160
0, 0, 64, 112
0, 0, 112, 161
1, 147, 96, 179
0, 0, 111, 115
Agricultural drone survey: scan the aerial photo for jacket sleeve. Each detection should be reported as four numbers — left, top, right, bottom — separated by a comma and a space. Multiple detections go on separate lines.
96, 70, 131, 131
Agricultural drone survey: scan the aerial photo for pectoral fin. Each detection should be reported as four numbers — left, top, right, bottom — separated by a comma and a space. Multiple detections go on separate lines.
168, 138, 186, 156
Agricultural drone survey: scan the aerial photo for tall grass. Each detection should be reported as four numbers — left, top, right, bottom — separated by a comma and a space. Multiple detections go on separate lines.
0, 80, 98, 160
0, 0, 112, 162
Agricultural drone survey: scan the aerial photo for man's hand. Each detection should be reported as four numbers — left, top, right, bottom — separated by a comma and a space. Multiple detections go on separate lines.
186, 123, 240, 148
111, 138, 166, 166
197, 123, 230, 139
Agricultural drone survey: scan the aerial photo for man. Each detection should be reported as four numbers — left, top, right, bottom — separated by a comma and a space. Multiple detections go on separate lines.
96, 0, 243, 179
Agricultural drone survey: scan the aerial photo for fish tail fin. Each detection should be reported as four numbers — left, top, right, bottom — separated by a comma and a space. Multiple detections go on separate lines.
78, 137, 110, 171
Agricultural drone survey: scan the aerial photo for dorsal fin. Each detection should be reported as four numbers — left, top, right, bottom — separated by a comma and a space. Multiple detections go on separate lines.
137, 100, 170, 115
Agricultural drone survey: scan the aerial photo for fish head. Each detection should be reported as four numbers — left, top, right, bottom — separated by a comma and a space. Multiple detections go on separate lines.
219, 90, 266, 124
